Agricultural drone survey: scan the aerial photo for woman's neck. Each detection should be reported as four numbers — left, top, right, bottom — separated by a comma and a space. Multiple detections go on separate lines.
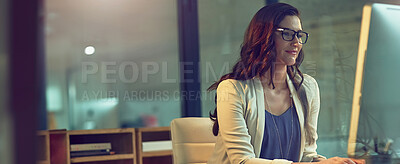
261, 64, 287, 90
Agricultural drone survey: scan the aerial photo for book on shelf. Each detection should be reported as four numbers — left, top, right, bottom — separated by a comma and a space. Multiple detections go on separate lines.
70, 149, 115, 158
70, 143, 112, 152
142, 140, 172, 152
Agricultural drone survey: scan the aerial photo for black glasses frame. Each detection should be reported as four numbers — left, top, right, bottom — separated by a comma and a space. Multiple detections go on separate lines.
276, 27, 309, 44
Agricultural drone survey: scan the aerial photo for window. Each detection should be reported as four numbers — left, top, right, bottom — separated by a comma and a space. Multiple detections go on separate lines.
45, 0, 181, 129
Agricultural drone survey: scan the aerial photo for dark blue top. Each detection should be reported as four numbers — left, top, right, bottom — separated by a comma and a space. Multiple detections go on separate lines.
259, 106, 301, 162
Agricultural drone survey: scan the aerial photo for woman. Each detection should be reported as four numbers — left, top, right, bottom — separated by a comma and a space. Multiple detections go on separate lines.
207, 3, 358, 164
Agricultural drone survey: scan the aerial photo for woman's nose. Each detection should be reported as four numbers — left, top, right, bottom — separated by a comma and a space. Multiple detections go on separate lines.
291, 35, 301, 46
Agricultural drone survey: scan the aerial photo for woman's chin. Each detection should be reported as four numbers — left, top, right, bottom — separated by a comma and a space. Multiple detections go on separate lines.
285, 61, 297, 66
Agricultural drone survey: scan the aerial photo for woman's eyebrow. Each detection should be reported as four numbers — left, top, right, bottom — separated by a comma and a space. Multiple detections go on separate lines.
278, 27, 303, 32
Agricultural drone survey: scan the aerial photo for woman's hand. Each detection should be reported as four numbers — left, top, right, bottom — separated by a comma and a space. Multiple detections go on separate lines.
316, 157, 364, 164
293, 157, 365, 164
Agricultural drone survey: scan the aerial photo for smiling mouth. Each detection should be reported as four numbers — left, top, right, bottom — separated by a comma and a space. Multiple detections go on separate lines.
286, 51, 297, 55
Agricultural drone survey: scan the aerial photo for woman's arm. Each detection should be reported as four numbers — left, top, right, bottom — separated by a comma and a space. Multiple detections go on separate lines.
294, 157, 364, 164
300, 76, 325, 161
215, 80, 292, 164
217, 80, 255, 163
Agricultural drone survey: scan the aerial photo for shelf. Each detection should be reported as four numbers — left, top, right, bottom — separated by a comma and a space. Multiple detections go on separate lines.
68, 128, 135, 135
36, 131, 50, 164
70, 154, 135, 163
69, 135, 134, 155
37, 128, 137, 164
136, 127, 172, 164
68, 128, 136, 163
142, 150, 172, 157
49, 129, 68, 164
36, 160, 50, 164
137, 127, 170, 132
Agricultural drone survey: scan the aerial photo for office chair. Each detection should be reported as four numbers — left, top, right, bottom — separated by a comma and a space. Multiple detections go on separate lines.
170, 117, 217, 164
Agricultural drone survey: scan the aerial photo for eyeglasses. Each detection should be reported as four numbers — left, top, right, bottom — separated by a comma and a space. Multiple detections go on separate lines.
276, 27, 309, 44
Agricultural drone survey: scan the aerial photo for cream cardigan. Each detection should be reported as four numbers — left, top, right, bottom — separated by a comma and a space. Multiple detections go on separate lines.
207, 74, 325, 164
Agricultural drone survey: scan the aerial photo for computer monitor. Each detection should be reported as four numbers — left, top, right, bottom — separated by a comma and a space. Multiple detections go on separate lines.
348, 3, 400, 158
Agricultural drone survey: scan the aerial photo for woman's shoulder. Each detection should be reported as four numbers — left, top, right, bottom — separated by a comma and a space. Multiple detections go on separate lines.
302, 74, 317, 84
217, 78, 254, 92
301, 74, 319, 89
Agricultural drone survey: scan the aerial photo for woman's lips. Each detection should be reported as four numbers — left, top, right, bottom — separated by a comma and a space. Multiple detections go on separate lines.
286, 50, 297, 55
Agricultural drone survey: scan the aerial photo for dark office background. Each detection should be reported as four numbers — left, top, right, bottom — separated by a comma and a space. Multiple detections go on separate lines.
2, 0, 400, 163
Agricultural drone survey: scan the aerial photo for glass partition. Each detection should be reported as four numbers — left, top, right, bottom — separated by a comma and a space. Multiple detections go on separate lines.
198, 0, 393, 157
45, 0, 181, 130
279, 0, 379, 157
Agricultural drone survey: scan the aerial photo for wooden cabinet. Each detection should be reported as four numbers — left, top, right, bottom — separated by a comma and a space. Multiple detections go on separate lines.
36, 131, 50, 164
135, 127, 172, 164
68, 128, 136, 164
37, 128, 136, 164
49, 130, 68, 164
36, 129, 69, 164
37, 127, 173, 164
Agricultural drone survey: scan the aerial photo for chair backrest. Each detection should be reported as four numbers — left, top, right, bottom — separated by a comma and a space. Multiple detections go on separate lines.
170, 117, 217, 164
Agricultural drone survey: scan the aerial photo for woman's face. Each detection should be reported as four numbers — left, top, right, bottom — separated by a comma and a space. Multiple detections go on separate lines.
273, 15, 303, 66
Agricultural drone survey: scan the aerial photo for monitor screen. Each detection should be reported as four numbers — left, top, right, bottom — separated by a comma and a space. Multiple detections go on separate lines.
348, 3, 400, 159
